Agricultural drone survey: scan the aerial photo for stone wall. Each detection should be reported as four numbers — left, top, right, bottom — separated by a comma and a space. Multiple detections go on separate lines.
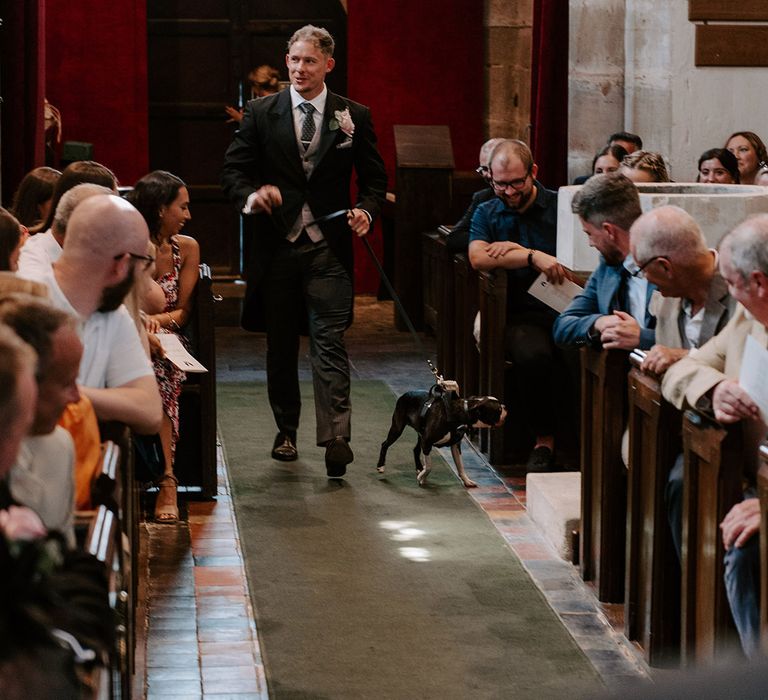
569, 0, 768, 183
485, 0, 533, 141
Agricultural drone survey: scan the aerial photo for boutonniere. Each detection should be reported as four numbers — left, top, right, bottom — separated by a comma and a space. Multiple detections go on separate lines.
329, 107, 355, 138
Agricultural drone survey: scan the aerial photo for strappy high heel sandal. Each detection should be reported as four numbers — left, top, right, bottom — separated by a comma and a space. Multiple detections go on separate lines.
154, 473, 179, 523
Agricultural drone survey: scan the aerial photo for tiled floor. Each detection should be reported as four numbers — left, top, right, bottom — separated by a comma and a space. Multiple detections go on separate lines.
137, 297, 650, 697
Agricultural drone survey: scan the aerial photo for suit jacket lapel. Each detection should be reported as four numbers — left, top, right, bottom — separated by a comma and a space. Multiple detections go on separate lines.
313, 92, 346, 168
269, 90, 304, 181
700, 272, 730, 342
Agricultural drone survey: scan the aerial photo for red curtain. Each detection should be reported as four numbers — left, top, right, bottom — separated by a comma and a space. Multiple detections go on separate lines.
347, 0, 484, 293
530, 0, 569, 189
0, 0, 46, 205
45, 2, 148, 186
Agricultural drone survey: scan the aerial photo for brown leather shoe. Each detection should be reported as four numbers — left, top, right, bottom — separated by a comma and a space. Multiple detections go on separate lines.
325, 437, 353, 478
271, 433, 298, 461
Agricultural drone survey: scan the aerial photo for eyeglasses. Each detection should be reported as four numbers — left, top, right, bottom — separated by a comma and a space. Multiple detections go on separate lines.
475, 165, 490, 176
491, 169, 531, 192
114, 251, 155, 270
630, 255, 663, 278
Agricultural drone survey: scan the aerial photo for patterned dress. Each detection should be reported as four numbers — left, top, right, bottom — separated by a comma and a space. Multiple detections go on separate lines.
154, 237, 187, 457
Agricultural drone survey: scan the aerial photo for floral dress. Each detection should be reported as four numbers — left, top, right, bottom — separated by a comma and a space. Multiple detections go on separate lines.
154, 237, 187, 457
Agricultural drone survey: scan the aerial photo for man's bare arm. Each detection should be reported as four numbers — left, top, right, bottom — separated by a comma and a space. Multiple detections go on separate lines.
80, 374, 163, 435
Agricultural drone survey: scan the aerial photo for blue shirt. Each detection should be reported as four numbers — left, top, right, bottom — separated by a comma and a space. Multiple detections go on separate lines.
469, 182, 558, 317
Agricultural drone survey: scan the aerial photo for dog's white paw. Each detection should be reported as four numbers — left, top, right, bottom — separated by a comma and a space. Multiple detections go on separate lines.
417, 468, 429, 485
377, 466, 385, 474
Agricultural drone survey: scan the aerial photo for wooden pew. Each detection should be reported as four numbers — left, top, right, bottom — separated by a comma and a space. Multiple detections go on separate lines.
83, 504, 131, 699
580, 347, 629, 602
759, 443, 768, 652
624, 358, 682, 666
453, 252, 479, 399
421, 228, 456, 381
680, 410, 742, 664
175, 263, 218, 499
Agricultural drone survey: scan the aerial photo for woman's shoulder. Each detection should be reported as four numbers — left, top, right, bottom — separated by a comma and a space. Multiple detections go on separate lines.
173, 234, 200, 254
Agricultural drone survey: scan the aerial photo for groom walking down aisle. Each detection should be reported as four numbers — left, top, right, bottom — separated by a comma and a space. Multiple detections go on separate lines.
221, 24, 387, 478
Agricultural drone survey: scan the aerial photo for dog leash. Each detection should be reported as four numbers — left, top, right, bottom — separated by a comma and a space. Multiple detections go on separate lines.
359, 233, 443, 383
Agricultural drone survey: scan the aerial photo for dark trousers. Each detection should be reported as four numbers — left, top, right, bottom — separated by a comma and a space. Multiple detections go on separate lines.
263, 240, 353, 446
504, 321, 558, 438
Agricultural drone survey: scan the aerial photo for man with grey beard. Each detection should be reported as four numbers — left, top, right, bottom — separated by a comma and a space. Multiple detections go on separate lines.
19, 194, 162, 435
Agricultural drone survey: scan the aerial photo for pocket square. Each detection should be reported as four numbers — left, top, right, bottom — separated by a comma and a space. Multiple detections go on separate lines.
336, 139, 353, 150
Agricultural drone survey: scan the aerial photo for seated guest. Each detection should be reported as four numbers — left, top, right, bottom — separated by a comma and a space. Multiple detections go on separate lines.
0, 324, 46, 542
469, 139, 567, 472
630, 205, 736, 374
19, 194, 163, 436
755, 164, 768, 187
697, 148, 740, 184
0, 208, 28, 272
126, 171, 201, 522
591, 144, 628, 176
553, 173, 656, 351
608, 131, 643, 154
661, 214, 768, 658
9, 166, 61, 234
18, 183, 113, 278
36, 160, 118, 234
0, 295, 82, 547
629, 205, 736, 559
724, 130, 768, 185
620, 150, 671, 183
573, 132, 642, 184
446, 137, 505, 253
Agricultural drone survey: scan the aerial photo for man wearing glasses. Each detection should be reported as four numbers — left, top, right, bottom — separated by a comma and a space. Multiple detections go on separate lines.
445, 137, 505, 254
19, 194, 162, 436
553, 173, 656, 351
468, 139, 566, 472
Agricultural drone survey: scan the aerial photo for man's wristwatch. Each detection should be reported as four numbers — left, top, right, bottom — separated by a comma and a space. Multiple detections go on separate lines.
527, 249, 535, 267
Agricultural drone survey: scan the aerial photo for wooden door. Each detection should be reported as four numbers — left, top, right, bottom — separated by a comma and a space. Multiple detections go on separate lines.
147, 0, 347, 280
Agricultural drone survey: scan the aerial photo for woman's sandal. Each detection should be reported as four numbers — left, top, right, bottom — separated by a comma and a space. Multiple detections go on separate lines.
154, 473, 179, 523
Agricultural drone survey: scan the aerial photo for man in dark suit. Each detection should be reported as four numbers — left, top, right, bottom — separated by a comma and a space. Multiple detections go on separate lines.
221, 24, 387, 478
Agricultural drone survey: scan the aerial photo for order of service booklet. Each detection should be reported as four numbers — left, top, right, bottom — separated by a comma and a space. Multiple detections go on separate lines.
527, 272, 582, 313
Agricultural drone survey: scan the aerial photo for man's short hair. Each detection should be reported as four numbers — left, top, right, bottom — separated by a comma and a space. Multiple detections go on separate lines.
571, 173, 642, 231
489, 139, 533, 174
631, 205, 708, 267
609, 131, 643, 150
287, 25, 335, 57
52, 183, 113, 235
0, 323, 36, 428
721, 214, 768, 280
479, 138, 506, 167
0, 294, 75, 382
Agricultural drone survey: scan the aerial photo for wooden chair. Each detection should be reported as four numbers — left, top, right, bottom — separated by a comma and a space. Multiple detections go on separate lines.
680, 410, 742, 664
175, 263, 218, 499
453, 252, 479, 399
625, 362, 682, 666
758, 443, 768, 653
579, 347, 629, 602
421, 228, 455, 381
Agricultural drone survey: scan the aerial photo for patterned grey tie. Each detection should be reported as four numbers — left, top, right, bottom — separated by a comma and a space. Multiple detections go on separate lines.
299, 102, 316, 148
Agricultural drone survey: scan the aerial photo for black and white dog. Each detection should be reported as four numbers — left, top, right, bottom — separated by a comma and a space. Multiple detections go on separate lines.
377, 387, 506, 487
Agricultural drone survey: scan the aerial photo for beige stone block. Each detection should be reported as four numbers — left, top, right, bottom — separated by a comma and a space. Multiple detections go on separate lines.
486, 0, 533, 28
487, 26, 531, 67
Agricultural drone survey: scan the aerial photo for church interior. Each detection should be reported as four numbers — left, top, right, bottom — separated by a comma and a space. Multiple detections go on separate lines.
2, 1, 768, 698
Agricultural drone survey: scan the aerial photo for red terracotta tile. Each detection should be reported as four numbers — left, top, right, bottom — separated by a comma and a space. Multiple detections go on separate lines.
194, 566, 245, 587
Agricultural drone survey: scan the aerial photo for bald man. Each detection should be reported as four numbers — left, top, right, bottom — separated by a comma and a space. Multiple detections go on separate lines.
19, 194, 162, 435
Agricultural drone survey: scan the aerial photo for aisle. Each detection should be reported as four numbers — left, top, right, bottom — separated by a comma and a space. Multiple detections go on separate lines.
218, 378, 602, 699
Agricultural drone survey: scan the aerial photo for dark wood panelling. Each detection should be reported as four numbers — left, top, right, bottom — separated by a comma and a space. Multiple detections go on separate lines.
689, 0, 768, 21
695, 25, 768, 66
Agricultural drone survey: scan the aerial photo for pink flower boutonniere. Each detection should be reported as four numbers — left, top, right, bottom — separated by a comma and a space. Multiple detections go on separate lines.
329, 108, 355, 138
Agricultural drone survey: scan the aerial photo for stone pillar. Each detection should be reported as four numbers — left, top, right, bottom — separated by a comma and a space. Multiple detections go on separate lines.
485, 0, 533, 141
568, 0, 626, 182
